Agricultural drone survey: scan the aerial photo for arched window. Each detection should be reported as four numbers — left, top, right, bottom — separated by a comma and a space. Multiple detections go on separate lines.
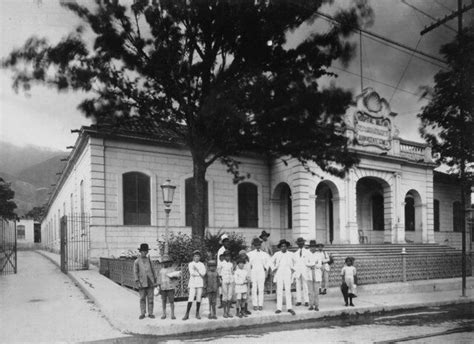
238, 182, 258, 228
372, 193, 384, 231
185, 177, 208, 227
123, 172, 151, 225
17, 225, 25, 240
453, 201, 463, 232
405, 195, 415, 231
434, 199, 440, 232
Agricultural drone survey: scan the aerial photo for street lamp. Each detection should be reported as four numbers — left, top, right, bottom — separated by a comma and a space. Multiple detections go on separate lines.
160, 179, 176, 256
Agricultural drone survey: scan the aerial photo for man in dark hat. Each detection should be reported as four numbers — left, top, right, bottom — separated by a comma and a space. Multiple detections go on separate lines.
133, 243, 157, 319
293, 237, 310, 307
247, 237, 270, 311
271, 239, 296, 315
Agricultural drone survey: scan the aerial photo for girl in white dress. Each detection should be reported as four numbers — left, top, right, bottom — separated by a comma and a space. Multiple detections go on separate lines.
341, 257, 357, 306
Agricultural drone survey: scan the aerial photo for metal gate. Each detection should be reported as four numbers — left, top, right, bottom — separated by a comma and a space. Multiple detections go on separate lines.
0, 218, 17, 275
60, 214, 90, 273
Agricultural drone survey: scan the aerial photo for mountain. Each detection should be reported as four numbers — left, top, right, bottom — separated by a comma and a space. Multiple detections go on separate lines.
0, 142, 68, 216
18, 155, 68, 188
0, 140, 64, 175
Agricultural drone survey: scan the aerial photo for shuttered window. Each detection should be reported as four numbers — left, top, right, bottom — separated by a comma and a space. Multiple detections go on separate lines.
238, 182, 258, 228
123, 172, 151, 225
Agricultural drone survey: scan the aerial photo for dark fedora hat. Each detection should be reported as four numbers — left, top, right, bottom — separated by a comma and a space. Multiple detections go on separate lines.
296, 237, 305, 244
138, 243, 150, 252
252, 237, 262, 247
192, 249, 201, 256
208, 260, 217, 266
309, 240, 317, 248
277, 239, 291, 248
259, 230, 270, 239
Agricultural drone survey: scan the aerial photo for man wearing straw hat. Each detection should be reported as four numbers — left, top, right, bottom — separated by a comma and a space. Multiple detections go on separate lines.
293, 237, 310, 307
271, 239, 296, 315
247, 237, 271, 311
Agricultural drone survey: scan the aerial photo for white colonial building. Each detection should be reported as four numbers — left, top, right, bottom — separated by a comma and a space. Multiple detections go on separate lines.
41, 88, 470, 261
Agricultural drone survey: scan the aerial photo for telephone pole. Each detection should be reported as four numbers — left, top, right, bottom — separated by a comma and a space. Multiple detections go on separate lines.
421, 0, 473, 298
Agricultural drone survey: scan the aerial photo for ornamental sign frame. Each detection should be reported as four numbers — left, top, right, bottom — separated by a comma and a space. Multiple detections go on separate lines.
354, 111, 392, 150
352, 88, 396, 151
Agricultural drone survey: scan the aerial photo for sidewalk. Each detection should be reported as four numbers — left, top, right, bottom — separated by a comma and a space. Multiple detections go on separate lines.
37, 250, 474, 337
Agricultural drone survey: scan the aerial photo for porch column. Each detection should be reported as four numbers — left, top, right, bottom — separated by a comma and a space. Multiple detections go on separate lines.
269, 198, 283, 241
345, 169, 359, 244
333, 196, 345, 244
418, 203, 429, 243
291, 181, 312, 241
393, 172, 405, 243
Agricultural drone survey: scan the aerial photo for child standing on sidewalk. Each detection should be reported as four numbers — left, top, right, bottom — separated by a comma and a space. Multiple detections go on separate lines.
234, 255, 250, 317
157, 255, 178, 320
133, 243, 157, 319
204, 260, 220, 319
341, 257, 357, 307
183, 250, 206, 320
218, 250, 234, 318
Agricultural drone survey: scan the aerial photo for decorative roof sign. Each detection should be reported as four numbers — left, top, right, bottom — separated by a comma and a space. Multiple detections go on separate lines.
353, 88, 397, 151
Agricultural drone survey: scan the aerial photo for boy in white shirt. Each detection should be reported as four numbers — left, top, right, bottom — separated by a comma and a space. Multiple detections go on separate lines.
182, 250, 206, 320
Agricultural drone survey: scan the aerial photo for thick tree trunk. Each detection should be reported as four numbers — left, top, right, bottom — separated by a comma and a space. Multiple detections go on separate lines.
191, 152, 208, 240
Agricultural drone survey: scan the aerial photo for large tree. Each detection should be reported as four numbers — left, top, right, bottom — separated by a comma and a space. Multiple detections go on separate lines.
0, 178, 17, 220
3, 0, 372, 238
418, 24, 473, 294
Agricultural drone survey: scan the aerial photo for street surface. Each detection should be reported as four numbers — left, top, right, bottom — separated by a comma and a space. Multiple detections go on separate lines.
0, 251, 126, 343
88, 303, 474, 344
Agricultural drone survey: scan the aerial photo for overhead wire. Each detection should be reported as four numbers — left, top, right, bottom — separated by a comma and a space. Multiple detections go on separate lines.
328, 65, 432, 101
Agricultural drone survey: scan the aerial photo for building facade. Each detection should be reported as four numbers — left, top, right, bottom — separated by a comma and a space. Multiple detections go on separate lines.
41, 89, 470, 260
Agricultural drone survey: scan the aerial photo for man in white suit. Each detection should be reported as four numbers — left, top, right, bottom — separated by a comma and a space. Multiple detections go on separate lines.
293, 237, 310, 306
272, 239, 296, 315
247, 237, 270, 311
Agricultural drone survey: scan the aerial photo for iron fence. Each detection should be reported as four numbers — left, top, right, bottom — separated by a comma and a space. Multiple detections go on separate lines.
0, 218, 17, 275
60, 214, 90, 273
100, 251, 471, 298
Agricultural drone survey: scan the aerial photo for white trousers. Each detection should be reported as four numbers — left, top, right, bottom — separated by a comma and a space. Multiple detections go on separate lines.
251, 275, 265, 307
295, 274, 309, 303
188, 287, 203, 302
276, 273, 292, 311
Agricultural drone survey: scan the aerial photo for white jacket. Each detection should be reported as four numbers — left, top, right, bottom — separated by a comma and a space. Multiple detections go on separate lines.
247, 249, 271, 280
293, 247, 311, 278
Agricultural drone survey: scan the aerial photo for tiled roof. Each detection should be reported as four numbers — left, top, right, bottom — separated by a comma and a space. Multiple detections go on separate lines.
83, 116, 185, 145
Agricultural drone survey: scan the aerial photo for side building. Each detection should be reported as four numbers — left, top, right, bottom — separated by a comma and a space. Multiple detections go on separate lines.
41, 88, 470, 263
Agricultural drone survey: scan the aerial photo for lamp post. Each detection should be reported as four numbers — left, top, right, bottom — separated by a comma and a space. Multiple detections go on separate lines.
160, 179, 176, 256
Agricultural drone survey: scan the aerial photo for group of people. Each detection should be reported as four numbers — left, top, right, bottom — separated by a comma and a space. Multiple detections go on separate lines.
133, 231, 357, 320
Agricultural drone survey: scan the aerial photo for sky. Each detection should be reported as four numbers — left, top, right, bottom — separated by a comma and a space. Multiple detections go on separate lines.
0, 0, 467, 150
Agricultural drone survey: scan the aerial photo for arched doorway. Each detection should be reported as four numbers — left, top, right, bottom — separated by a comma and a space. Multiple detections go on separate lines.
315, 181, 339, 244
356, 177, 391, 243
404, 190, 422, 243
271, 183, 292, 238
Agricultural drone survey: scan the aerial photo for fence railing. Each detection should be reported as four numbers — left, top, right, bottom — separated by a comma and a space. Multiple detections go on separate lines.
100, 252, 472, 298
60, 214, 90, 272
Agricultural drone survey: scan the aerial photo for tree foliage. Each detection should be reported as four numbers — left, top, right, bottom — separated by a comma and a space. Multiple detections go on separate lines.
25, 205, 47, 222
2, 0, 373, 237
418, 25, 474, 186
0, 178, 17, 220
